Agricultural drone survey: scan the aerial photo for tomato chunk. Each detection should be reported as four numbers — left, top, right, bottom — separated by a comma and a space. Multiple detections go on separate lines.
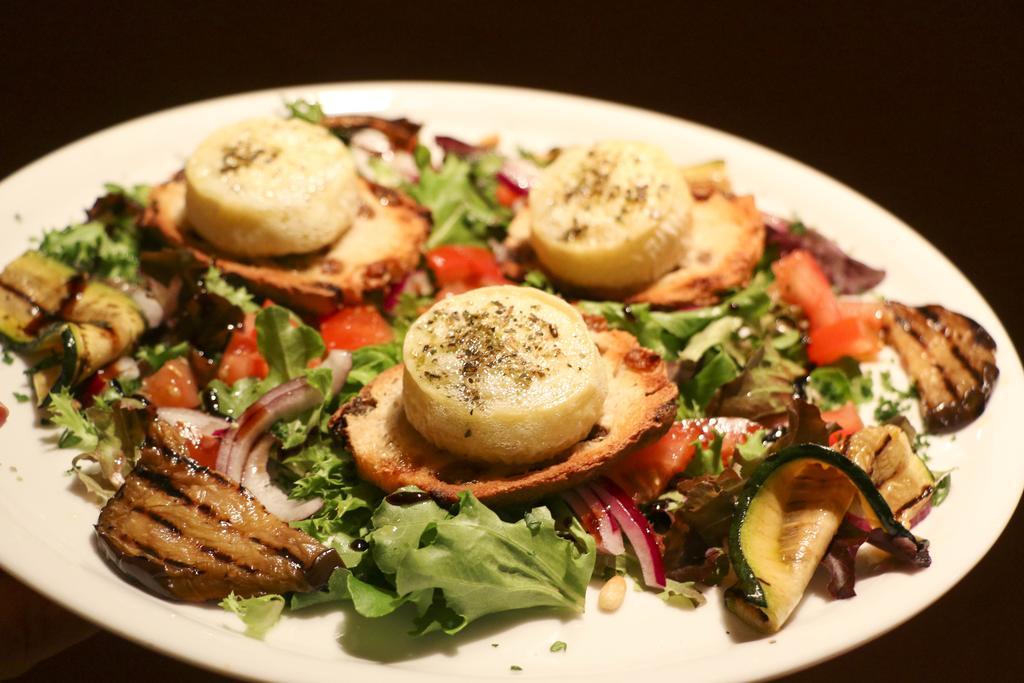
823, 401, 864, 445
320, 305, 394, 351
217, 312, 269, 385
609, 417, 761, 502
142, 357, 201, 408
425, 245, 508, 295
495, 182, 520, 208
808, 316, 882, 365
772, 250, 841, 330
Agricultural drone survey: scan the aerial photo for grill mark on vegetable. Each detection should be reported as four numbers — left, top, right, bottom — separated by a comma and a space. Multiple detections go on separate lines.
920, 306, 984, 384
136, 465, 298, 567
57, 275, 88, 320
134, 467, 192, 503
894, 310, 960, 399
894, 485, 935, 517
947, 340, 982, 384
128, 491, 258, 573
867, 433, 893, 478
249, 537, 304, 568
137, 507, 181, 534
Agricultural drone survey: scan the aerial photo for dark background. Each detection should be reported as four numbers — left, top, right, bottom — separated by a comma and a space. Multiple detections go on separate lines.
3, 1, 1022, 681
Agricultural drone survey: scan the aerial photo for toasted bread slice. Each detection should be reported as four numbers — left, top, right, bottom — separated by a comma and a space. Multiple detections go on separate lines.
144, 175, 429, 314
503, 192, 764, 307
335, 328, 678, 505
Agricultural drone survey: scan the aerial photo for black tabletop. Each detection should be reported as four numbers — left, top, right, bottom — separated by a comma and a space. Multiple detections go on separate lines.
3, 2, 1022, 681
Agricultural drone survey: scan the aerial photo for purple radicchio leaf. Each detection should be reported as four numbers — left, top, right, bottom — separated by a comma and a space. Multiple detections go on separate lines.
820, 518, 932, 600
763, 213, 886, 294
435, 135, 484, 157
666, 547, 730, 586
821, 522, 870, 599
866, 528, 932, 567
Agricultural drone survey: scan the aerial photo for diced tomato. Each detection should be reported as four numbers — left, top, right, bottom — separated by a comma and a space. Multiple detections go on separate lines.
142, 357, 201, 408
823, 401, 864, 445
425, 245, 508, 296
838, 299, 885, 332
808, 316, 882, 365
217, 312, 269, 385
320, 305, 394, 351
495, 182, 520, 208
771, 250, 842, 330
609, 417, 761, 502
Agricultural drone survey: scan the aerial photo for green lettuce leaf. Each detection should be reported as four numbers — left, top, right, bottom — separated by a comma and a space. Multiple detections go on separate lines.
49, 389, 99, 451
381, 492, 595, 634
135, 341, 189, 371
657, 579, 706, 609
203, 266, 260, 313
38, 185, 147, 281
220, 592, 285, 639
405, 146, 512, 248
284, 99, 325, 125
683, 432, 725, 477
286, 438, 383, 567
338, 341, 402, 404
204, 376, 265, 419
293, 490, 596, 634
578, 273, 772, 360
257, 306, 325, 384
205, 305, 329, 420
677, 347, 740, 418
50, 391, 146, 502
807, 358, 873, 410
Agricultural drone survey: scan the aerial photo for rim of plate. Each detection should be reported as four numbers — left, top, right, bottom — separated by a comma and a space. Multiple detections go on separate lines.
0, 81, 1020, 683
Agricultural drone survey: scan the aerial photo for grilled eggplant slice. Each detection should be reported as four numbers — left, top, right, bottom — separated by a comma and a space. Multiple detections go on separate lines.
726, 444, 928, 633
885, 302, 998, 433
0, 251, 146, 403
839, 425, 935, 527
96, 435, 339, 602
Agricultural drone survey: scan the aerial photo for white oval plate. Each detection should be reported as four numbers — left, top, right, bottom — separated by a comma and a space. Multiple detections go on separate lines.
0, 82, 1021, 683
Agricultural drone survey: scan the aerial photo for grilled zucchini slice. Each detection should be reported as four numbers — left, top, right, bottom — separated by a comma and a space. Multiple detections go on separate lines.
726, 444, 927, 632
839, 425, 935, 527
0, 251, 145, 403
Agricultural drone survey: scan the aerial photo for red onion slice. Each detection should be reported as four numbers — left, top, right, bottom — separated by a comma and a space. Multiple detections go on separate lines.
590, 478, 666, 588
240, 435, 323, 522
498, 156, 540, 194
575, 486, 625, 555
215, 350, 353, 482
156, 407, 229, 437
561, 489, 623, 556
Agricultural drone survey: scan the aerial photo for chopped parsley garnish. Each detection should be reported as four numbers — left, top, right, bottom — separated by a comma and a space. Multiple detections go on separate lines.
550, 640, 567, 653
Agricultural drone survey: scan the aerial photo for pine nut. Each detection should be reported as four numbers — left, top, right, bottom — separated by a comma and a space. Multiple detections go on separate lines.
598, 575, 627, 612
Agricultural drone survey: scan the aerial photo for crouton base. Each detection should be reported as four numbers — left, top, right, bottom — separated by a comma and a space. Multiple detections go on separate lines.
335, 328, 678, 505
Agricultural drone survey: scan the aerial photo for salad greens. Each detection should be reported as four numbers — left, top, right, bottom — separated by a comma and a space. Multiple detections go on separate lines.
206, 305, 328, 419
135, 341, 189, 371
807, 359, 873, 410
203, 266, 260, 313
406, 145, 512, 249
291, 490, 595, 635
577, 272, 773, 362
219, 593, 286, 639
38, 183, 149, 281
